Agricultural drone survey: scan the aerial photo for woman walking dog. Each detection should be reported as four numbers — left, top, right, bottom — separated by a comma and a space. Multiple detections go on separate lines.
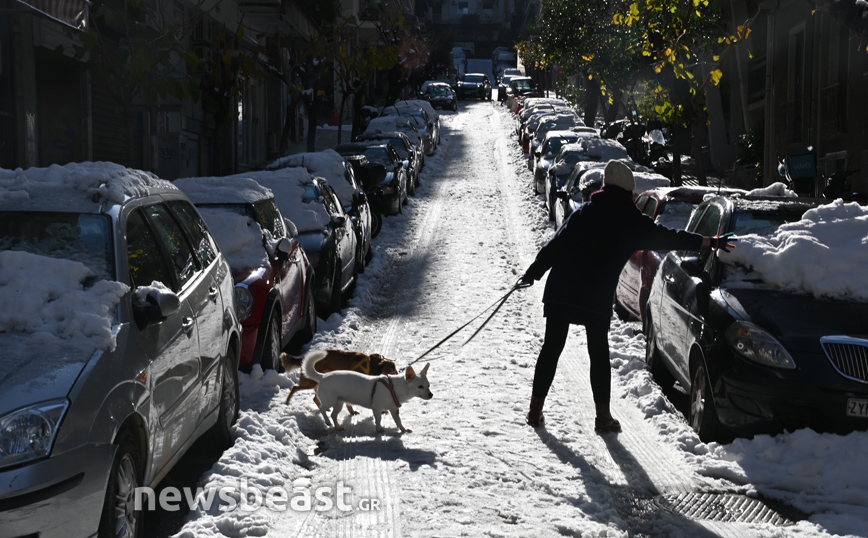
516, 161, 736, 433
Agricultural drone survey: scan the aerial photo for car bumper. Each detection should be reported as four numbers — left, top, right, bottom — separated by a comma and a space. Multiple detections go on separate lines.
239, 323, 261, 367
712, 350, 868, 436
0, 443, 115, 538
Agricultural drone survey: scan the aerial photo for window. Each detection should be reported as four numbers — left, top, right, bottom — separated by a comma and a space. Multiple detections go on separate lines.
144, 204, 200, 289
168, 200, 218, 266
642, 198, 659, 218
253, 200, 286, 239
127, 209, 174, 290
691, 204, 722, 262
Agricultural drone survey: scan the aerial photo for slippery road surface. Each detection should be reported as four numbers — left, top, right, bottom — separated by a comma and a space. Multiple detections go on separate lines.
168, 63, 853, 538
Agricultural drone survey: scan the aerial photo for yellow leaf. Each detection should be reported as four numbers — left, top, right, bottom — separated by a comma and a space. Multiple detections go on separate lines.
749, 51, 754, 59
630, 3, 639, 16
711, 68, 723, 85
713, 55, 720, 62
686, 71, 695, 79
696, 10, 701, 17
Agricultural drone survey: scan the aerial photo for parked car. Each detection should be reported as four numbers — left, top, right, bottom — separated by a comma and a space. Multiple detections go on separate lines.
419, 82, 458, 111
381, 103, 439, 156
506, 76, 542, 111
644, 195, 868, 441
552, 163, 608, 228
497, 74, 517, 102
542, 141, 600, 219
614, 186, 746, 323
174, 176, 317, 372
0, 162, 241, 538
364, 115, 425, 169
236, 169, 358, 318
334, 142, 410, 215
265, 150, 373, 274
526, 114, 583, 169
457, 72, 492, 101
356, 130, 422, 192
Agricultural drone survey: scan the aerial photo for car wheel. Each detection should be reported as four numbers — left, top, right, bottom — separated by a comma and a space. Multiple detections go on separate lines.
613, 300, 632, 322
370, 212, 382, 239
327, 264, 342, 316
689, 361, 727, 443
261, 311, 281, 372
644, 319, 674, 388
407, 173, 417, 196
297, 285, 317, 343
207, 348, 239, 450
99, 430, 142, 538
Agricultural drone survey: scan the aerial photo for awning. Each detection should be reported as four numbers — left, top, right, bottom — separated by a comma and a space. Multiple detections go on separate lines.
15, 0, 89, 30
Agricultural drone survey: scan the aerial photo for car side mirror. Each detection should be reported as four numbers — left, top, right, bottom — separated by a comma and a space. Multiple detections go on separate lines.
679, 256, 708, 282
134, 289, 181, 328
331, 214, 347, 226
555, 190, 569, 200
274, 237, 293, 260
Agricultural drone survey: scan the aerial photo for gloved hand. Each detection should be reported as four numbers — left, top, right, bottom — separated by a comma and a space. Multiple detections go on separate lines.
515, 275, 534, 289
710, 232, 737, 252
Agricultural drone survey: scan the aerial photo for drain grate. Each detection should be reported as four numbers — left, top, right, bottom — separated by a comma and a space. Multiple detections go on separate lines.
653, 492, 808, 526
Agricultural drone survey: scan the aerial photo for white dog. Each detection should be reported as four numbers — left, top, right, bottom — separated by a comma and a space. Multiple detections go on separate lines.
301, 350, 433, 433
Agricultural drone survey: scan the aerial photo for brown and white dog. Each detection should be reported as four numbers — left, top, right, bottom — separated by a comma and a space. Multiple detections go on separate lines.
281, 349, 399, 414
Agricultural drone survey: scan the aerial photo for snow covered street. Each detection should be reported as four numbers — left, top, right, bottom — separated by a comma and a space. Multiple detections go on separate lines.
170, 92, 868, 538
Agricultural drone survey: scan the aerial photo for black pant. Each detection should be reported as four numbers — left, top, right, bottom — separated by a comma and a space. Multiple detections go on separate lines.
531, 317, 611, 406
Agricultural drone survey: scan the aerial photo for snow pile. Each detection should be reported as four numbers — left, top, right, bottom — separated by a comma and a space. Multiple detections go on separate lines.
720, 199, 868, 300
0, 250, 128, 351
174, 176, 272, 205
197, 209, 269, 270
0, 161, 174, 204
746, 181, 798, 197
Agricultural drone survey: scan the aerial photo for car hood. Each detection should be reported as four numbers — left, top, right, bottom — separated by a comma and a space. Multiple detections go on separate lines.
718, 287, 868, 352
0, 333, 104, 413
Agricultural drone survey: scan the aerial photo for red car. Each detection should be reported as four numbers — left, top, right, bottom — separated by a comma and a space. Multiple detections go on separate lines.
615, 186, 745, 322
175, 176, 317, 371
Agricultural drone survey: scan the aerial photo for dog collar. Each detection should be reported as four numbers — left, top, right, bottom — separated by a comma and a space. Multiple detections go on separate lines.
371, 375, 401, 408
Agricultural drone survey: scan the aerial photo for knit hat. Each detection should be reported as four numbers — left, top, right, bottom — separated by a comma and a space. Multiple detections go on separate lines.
603, 160, 635, 193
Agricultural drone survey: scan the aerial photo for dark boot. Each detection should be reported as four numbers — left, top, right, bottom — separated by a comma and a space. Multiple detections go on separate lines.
594, 403, 621, 433
526, 395, 546, 427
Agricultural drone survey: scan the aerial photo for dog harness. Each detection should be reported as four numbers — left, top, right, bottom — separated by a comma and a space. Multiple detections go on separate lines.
371, 375, 401, 408
352, 356, 371, 375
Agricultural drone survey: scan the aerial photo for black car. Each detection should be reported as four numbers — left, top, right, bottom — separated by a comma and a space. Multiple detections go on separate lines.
264, 151, 373, 274
335, 142, 409, 217
645, 195, 868, 442
420, 82, 458, 111
356, 131, 422, 194
457, 73, 492, 101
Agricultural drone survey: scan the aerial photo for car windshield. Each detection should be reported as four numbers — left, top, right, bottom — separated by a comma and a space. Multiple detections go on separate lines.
732, 212, 794, 236
363, 147, 394, 167
0, 211, 114, 281
428, 85, 451, 96
512, 79, 532, 91
384, 139, 410, 159
464, 75, 485, 83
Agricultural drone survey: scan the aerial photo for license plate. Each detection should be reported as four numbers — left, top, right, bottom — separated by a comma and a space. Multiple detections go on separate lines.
846, 399, 868, 418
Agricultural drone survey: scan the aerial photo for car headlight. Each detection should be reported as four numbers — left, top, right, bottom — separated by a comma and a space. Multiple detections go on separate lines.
724, 321, 796, 369
234, 284, 255, 322
0, 400, 68, 469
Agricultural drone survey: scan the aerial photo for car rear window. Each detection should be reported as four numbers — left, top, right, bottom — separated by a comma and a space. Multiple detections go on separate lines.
0, 211, 114, 281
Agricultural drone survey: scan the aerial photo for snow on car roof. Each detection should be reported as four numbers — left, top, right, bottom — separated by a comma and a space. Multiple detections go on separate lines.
0, 161, 176, 209
646, 185, 748, 199
173, 176, 273, 205
720, 198, 868, 301
578, 138, 630, 160
365, 116, 421, 144
262, 150, 357, 208
392, 99, 439, 121
745, 181, 799, 198
225, 169, 330, 234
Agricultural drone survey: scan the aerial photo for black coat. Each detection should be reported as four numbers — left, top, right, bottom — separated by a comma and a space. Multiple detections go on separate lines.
524, 185, 703, 327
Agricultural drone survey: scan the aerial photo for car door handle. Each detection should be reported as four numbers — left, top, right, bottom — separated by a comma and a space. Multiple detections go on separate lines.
208, 286, 219, 301
182, 317, 195, 334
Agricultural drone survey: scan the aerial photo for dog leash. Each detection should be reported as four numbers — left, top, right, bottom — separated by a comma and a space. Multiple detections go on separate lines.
404, 286, 518, 368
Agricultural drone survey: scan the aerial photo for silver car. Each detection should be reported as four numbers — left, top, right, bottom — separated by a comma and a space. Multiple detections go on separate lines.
0, 162, 242, 537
